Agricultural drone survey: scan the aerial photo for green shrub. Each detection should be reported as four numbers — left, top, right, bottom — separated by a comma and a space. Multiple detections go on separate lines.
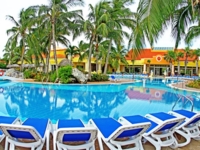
0, 63, 7, 69
34, 73, 43, 81
91, 74, 109, 82
49, 71, 57, 82
107, 71, 112, 74
101, 74, 109, 81
24, 69, 37, 79
23, 69, 32, 78
186, 80, 200, 89
58, 66, 72, 84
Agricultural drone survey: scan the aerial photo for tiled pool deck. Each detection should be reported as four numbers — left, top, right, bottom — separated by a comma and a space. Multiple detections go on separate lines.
0, 137, 200, 150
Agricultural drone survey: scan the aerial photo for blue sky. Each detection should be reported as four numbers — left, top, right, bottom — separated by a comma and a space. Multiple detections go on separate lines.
0, 0, 199, 58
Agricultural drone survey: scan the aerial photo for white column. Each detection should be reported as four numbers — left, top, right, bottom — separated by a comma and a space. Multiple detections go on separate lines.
85, 61, 89, 72
116, 66, 120, 73
143, 64, 146, 74
171, 64, 175, 76
98, 61, 102, 73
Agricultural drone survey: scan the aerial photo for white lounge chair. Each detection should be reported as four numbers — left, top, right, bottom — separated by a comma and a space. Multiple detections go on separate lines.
89, 117, 150, 150
168, 109, 200, 140
119, 113, 187, 150
0, 118, 52, 150
53, 119, 98, 150
0, 116, 20, 142
109, 75, 120, 82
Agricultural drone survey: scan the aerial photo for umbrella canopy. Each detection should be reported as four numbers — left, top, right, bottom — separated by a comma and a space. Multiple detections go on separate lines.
58, 59, 72, 67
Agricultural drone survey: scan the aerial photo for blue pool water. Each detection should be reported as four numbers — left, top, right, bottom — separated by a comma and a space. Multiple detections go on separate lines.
0, 78, 199, 124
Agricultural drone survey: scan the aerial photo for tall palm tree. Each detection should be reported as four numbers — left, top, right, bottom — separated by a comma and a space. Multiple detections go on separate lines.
103, 0, 135, 74
147, 59, 151, 74
6, 7, 36, 71
65, 45, 80, 64
110, 44, 129, 72
3, 37, 18, 65
175, 51, 184, 75
192, 48, 200, 75
83, 1, 110, 79
183, 46, 192, 74
129, 0, 200, 53
37, 0, 83, 77
164, 51, 176, 75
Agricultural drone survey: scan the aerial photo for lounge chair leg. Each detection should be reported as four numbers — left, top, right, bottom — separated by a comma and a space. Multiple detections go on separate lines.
138, 140, 144, 150
97, 137, 104, 150
46, 131, 50, 150
5, 137, 8, 150
9, 143, 15, 150
53, 131, 57, 150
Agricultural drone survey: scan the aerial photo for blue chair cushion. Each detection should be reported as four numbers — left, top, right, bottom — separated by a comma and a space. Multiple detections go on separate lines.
149, 112, 179, 131
8, 118, 48, 139
174, 110, 200, 125
123, 115, 157, 133
173, 110, 196, 118
149, 112, 176, 121
93, 117, 143, 139
92, 118, 121, 138
0, 116, 17, 135
58, 119, 91, 142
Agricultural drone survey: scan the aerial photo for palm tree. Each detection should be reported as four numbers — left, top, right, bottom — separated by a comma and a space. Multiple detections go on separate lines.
192, 48, 200, 75
110, 44, 129, 72
6, 7, 36, 71
83, 1, 110, 79
175, 51, 184, 75
183, 46, 192, 74
65, 45, 80, 64
103, 0, 135, 74
147, 59, 151, 74
37, 0, 84, 77
164, 51, 176, 75
129, 0, 200, 53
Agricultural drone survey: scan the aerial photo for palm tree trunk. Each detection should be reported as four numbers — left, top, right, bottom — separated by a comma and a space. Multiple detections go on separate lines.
196, 59, 199, 75
178, 60, 180, 74
170, 62, 172, 75
52, 21, 59, 77
95, 36, 99, 72
88, 36, 94, 80
104, 39, 112, 74
45, 44, 51, 74
185, 58, 188, 74
20, 37, 26, 72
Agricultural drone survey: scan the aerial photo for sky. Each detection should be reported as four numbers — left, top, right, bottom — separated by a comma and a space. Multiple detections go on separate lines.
0, 0, 200, 58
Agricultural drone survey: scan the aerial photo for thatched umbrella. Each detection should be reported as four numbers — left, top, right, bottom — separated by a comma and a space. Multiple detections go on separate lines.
10, 64, 20, 68
58, 59, 72, 67
28, 64, 35, 68
22, 64, 29, 68
6, 64, 12, 68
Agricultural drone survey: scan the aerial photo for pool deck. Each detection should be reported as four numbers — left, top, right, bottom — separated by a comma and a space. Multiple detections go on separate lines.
0, 136, 200, 150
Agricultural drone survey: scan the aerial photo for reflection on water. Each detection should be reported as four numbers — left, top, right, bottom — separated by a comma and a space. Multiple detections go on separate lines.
0, 79, 200, 123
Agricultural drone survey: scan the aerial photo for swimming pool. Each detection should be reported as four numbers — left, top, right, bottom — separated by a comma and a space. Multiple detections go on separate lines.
0, 78, 199, 124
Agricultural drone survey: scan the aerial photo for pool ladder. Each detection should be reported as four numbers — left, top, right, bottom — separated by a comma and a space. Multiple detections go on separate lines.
172, 94, 194, 112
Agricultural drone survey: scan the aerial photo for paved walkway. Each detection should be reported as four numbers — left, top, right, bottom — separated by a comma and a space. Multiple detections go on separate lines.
169, 80, 200, 92
0, 136, 200, 150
